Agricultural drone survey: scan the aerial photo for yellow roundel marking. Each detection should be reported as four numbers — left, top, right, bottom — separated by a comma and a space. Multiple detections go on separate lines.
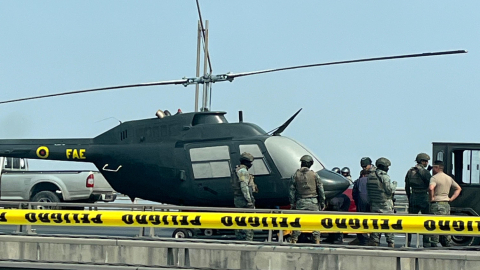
36, 146, 49, 159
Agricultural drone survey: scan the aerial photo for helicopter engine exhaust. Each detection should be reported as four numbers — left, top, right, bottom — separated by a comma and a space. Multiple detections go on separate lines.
156, 110, 165, 119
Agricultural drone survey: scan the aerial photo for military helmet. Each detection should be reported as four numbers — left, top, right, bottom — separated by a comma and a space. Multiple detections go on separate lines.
332, 167, 341, 174
416, 153, 430, 163
360, 157, 372, 167
239, 152, 254, 162
341, 167, 350, 174
300, 155, 314, 163
375, 157, 391, 167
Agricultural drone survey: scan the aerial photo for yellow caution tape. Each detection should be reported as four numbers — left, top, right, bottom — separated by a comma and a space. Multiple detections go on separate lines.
1, 209, 479, 235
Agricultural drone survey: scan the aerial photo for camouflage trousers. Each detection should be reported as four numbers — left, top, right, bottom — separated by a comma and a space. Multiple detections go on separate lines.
292, 197, 321, 242
430, 201, 451, 246
234, 196, 254, 241
408, 192, 430, 246
369, 201, 395, 244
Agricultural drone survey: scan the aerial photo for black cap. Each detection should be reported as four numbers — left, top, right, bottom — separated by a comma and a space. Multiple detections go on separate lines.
360, 157, 372, 167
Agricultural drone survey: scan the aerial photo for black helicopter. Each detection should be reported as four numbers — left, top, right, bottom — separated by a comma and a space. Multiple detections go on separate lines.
0, 108, 349, 207
0, 2, 467, 208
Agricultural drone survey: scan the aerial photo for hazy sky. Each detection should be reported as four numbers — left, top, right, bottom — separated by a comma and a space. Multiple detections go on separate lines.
0, 1, 478, 187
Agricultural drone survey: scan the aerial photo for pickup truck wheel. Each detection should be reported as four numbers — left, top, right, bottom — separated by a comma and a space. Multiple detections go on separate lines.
172, 229, 193, 238
450, 235, 480, 246
450, 212, 480, 246
31, 191, 61, 210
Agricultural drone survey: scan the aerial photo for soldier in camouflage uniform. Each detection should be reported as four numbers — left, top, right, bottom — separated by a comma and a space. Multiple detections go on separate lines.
231, 152, 257, 241
367, 157, 397, 248
405, 153, 432, 247
289, 155, 326, 244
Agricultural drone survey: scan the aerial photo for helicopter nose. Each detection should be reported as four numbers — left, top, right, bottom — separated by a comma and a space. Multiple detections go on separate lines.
317, 169, 351, 200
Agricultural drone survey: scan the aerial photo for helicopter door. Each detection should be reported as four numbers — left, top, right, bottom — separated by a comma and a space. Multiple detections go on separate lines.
188, 145, 232, 202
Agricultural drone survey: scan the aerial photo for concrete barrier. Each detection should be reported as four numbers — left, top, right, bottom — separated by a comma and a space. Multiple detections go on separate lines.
0, 235, 479, 270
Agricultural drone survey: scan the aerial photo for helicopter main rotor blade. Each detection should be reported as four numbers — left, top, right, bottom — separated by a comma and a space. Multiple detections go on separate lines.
0, 79, 189, 105
0, 50, 466, 105
225, 50, 467, 80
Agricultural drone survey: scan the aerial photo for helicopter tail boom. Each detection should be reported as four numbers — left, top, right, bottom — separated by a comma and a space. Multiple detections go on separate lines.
0, 138, 95, 162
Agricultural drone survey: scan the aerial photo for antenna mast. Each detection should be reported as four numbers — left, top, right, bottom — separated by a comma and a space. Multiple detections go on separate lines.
194, 19, 211, 112
202, 20, 210, 111
195, 0, 213, 112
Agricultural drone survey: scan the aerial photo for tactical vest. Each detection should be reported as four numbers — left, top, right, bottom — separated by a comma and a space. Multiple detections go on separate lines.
406, 165, 428, 191
294, 168, 317, 198
231, 165, 254, 197
366, 169, 389, 203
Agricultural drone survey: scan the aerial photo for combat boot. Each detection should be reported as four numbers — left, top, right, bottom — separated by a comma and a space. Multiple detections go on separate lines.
290, 238, 297, 244
315, 239, 320, 245
388, 243, 395, 248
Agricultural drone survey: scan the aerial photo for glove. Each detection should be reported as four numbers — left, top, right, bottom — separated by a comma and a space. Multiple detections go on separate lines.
247, 202, 254, 208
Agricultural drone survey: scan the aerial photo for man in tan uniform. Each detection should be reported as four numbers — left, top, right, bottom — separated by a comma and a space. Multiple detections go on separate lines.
428, 160, 462, 247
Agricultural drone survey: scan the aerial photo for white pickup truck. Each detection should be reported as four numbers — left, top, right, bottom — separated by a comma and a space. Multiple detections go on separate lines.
0, 157, 116, 207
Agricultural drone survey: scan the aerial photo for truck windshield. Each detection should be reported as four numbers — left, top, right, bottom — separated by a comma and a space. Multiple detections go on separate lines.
265, 136, 324, 178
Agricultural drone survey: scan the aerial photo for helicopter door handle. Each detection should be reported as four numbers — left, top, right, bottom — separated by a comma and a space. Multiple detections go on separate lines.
102, 164, 122, 172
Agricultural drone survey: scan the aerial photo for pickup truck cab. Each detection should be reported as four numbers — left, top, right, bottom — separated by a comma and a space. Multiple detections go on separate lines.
0, 157, 116, 207
432, 142, 480, 246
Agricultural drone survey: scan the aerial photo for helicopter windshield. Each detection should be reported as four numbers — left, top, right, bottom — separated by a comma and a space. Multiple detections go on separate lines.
265, 136, 324, 178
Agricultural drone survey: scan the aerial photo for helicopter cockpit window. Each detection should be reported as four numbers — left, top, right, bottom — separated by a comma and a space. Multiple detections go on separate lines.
239, 144, 270, 175
192, 114, 228, 126
190, 146, 231, 179
265, 136, 324, 179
